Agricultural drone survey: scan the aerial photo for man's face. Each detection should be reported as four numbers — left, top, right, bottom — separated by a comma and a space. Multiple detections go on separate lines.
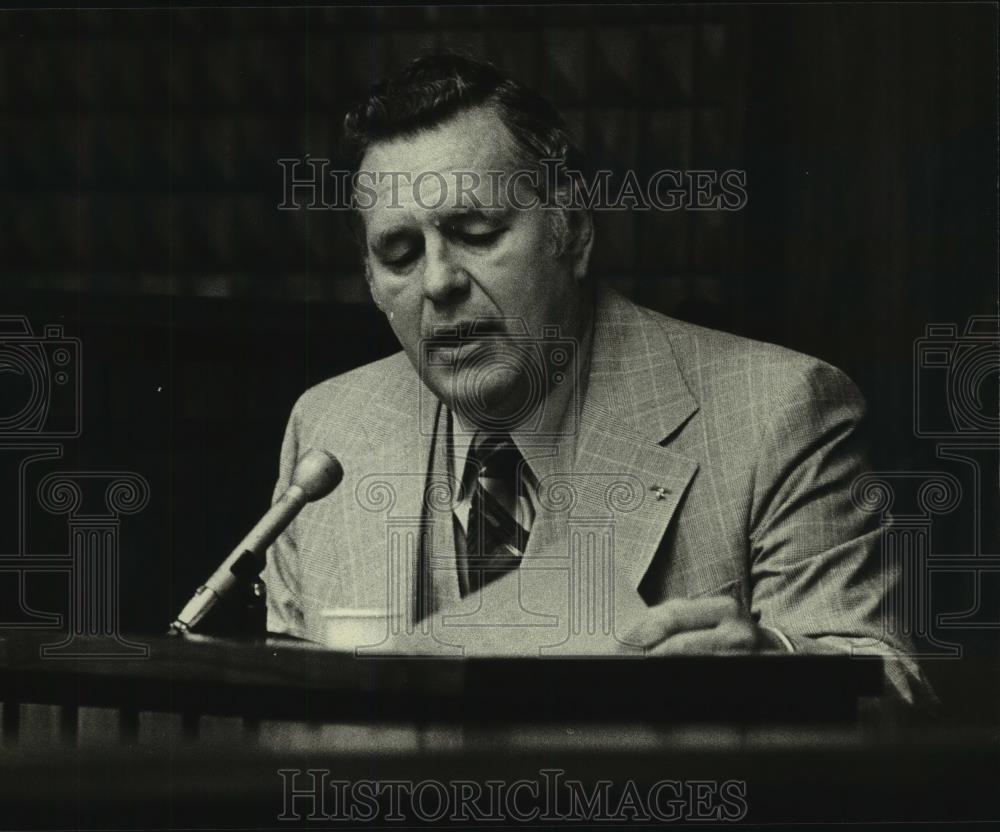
358, 105, 591, 430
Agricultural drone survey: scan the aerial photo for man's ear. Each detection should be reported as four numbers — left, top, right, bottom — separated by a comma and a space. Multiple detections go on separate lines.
568, 209, 594, 282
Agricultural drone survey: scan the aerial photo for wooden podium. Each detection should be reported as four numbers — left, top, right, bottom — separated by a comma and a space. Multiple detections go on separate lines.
0, 631, 996, 828
0, 630, 883, 746
0, 631, 1000, 830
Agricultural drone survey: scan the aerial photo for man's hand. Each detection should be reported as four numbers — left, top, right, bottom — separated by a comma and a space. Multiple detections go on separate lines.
619, 597, 786, 655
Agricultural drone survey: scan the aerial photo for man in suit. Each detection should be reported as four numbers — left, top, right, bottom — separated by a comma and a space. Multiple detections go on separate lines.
264, 54, 931, 707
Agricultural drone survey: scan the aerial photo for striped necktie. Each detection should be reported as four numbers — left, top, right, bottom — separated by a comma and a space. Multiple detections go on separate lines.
464, 430, 532, 594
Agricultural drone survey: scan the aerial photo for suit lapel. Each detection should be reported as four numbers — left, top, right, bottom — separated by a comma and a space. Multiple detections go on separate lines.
346, 356, 437, 626
569, 286, 700, 594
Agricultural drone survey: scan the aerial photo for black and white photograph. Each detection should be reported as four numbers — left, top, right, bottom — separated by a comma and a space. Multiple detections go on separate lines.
0, 2, 997, 829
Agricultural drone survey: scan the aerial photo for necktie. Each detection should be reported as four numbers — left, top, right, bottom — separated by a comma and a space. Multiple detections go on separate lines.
463, 431, 532, 594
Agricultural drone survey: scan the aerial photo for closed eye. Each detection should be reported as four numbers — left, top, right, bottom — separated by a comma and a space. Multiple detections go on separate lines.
374, 234, 424, 270
449, 227, 507, 247
382, 246, 422, 269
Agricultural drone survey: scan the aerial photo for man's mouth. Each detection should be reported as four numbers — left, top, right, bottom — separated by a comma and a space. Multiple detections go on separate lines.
424, 318, 508, 344
421, 320, 514, 372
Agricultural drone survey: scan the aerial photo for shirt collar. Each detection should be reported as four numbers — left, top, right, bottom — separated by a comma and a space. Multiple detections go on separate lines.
451, 412, 477, 488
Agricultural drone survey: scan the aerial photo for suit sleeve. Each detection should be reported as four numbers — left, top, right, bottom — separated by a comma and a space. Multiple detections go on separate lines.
261, 397, 307, 638
748, 361, 937, 713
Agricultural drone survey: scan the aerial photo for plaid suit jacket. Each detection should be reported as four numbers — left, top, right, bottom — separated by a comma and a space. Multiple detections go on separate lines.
264, 285, 931, 706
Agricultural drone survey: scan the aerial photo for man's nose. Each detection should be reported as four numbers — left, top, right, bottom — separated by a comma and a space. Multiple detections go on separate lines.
422, 235, 470, 304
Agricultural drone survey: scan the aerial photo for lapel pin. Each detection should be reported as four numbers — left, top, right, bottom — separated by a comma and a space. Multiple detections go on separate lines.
650, 485, 670, 501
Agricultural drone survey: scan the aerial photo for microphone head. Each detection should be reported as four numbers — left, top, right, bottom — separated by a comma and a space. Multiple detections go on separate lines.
291, 449, 344, 501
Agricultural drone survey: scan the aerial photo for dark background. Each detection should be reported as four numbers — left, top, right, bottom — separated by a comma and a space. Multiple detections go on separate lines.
1, 5, 997, 721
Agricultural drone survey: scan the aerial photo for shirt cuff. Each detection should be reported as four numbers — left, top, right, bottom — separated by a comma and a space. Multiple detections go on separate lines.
762, 625, 796, 653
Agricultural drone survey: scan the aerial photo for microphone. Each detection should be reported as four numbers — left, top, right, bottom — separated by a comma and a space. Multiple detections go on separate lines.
168, 448, 343, 634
